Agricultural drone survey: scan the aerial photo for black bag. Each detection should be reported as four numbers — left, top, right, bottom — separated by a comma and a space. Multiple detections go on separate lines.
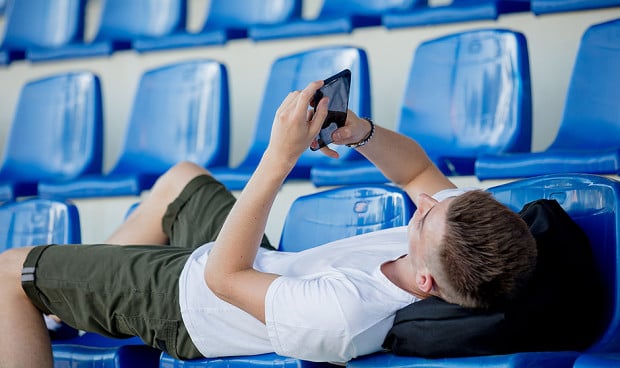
382, 199, 607, 358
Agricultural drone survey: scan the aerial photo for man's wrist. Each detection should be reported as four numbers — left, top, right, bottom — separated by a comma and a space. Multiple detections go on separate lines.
262, 148, 297, 173
346, 118, 375, 148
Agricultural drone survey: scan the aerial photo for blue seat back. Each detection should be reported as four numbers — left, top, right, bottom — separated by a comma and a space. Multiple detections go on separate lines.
279, 185, 414, 252
94, 0, 186, 41
0, 72, 103, 182
1, 0, 85, 49
110, 60, 229, 175
319, 0, 422, 16
398, 28, 532, 175
240, 46, 371, 177
488, 174, 620, 353
548, 18, 620, 152
203, 0, 302, 29
0, 198, 81, 251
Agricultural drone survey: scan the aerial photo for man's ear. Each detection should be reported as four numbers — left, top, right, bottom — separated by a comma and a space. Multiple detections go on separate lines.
415, 269, 435, 294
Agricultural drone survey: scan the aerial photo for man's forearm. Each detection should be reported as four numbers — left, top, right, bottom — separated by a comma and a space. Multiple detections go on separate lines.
357, 124, 433, 186
361, 124, 455, 196
208, 150, 291, 273
334, 114, 456, 200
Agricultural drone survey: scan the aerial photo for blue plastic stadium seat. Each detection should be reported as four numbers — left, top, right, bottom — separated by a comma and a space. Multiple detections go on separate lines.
159, 184, 414, 367
382, 0, 530, 29
133, 0, 302, 53
0, 197, 81, 251
0, 0, 86, 65
27, 0, 186, 61
0, 72, 103, 202
0, 0, 6, 14
349, 351, 580, 368
249, 0, 422, 41
279, 184, 414, 252
475, 19, 620, 180
349, 173, 620, 367
209, 45, 371, 190
574, 353, 620, 367
311, 28, 531, 186
532, 0, 620, 15
53, 332, 160, 368
38, 60, 229, 199
159, 352, 336, 367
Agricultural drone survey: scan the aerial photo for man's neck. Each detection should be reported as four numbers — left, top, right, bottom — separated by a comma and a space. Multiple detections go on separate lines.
381, 255, 430, 299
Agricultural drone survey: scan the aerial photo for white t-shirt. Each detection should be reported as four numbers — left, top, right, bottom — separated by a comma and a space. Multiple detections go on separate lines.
178, 188, 470, 362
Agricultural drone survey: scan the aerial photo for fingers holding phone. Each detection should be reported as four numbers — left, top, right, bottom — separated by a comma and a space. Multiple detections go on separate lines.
310, 69, 352, 151
268, 81, 327, 162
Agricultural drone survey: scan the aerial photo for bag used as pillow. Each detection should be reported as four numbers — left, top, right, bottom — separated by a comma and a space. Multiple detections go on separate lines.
382, 199, 607, 358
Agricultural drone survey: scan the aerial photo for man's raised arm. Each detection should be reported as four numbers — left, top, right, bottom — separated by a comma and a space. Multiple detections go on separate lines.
204, 81, 328, 323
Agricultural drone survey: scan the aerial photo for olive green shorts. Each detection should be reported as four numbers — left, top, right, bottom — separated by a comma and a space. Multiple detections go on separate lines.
21, 175, 272, 360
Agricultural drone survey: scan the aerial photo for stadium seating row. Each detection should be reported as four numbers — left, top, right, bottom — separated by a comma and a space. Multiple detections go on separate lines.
1, 0, 620, 65
1, 173, 619, 368
0, 19, 619, 202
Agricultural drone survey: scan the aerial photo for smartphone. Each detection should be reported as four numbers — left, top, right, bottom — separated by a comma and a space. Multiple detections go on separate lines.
310, 69, 351, 151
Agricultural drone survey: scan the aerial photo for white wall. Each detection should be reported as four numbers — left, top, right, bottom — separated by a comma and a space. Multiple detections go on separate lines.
0, 2, 619, 244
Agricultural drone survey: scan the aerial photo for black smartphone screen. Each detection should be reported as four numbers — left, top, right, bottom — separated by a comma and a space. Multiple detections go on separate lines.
311, 69, 351, 151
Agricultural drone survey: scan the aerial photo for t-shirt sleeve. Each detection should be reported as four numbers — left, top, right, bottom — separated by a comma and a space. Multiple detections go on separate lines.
264, 274, 358, 363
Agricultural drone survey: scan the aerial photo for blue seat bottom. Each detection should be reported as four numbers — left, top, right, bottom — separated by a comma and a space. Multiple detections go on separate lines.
310, 161, 389, 187
159, 351, 337, 367
249, 15, 381, 41
347, 351, 581, 368
38, 173, 160, 198
53, 332, 160, 368
132, 29, 245, 53
475, 149, 620, 180
532, 0, 620, 15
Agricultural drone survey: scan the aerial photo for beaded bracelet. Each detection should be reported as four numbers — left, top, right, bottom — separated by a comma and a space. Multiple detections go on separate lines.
346, 117, 375, 148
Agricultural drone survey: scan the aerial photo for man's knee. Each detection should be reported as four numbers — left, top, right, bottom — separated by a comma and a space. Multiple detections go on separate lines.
152, 161, 211, 197
0, 247, 33, 291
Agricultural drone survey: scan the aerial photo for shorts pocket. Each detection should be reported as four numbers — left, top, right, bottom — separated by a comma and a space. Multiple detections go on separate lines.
114, 315, 180, 358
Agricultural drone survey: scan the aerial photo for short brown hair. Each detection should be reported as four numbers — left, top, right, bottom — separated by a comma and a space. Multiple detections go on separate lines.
432, 190, 537, 309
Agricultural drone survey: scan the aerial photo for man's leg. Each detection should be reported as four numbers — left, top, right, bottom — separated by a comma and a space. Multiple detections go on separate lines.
106, 161, 211, 244
0, 246, 52, 368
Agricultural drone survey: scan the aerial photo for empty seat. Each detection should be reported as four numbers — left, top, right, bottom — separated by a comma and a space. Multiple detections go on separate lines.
0, 72, 103, 201
27, 0, 186, 61
249, 0, 422, 41
209, 45, 371, 190
159, 183, 414, 366
475, 18, 620, 180
382, 0, 530, 29
349, 173, 620, 368
38, 59, 229, 198
0, 197, 81, 251
532, 0, 620, 15
279, 184, 415, 252
0, 0, 86, 65
133, 0, 302, 53
311, 28, 532, 186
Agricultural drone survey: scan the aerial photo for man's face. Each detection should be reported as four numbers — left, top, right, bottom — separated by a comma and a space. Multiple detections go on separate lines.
407, 194, 453, 273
